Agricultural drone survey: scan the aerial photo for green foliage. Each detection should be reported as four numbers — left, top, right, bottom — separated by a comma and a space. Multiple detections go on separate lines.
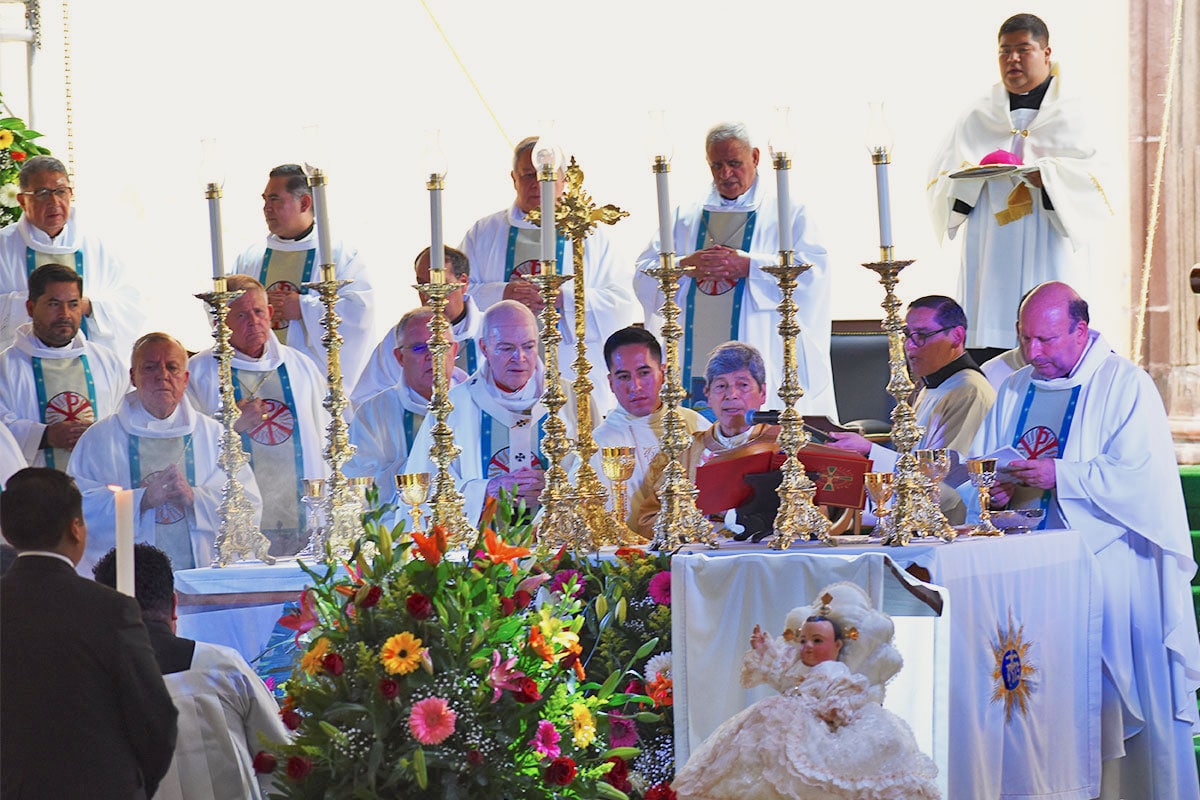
0, 95, 53, 228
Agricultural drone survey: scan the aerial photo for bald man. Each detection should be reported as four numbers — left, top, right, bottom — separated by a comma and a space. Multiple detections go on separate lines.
68, 333, 262, 576
969, 281, 1200, 798
406, 300, 576, 524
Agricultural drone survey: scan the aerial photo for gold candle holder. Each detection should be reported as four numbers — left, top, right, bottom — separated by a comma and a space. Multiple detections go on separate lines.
196, 279, 275, 566
600, 446, 637, 532
861, 258, 924, 545
763, 250, 832, 549
864, 471, 896, 541
967, 458, 1002, 536
916, 448, 956, 541
644, 249, 715, 550
396, 472, 431, 535
294, 478, 328, 560
554, 158, 631, 547
525, 263, 587, 549
412, 280, 475, 548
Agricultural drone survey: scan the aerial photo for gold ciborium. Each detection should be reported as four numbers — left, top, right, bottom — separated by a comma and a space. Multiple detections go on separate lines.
967, 458, 1002, 536
864, 472, 896, 542
396, 472, 431, 535
600, 446, 637, 533
916, 448, 956, 541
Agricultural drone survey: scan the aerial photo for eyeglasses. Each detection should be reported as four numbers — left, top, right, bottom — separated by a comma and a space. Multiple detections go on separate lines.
19, 187, 73, 202
901, 326, 953, 346
399, 342, 431, 355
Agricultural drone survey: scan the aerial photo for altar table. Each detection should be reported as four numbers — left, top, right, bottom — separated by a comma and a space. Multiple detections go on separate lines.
671, 530, 1102, 800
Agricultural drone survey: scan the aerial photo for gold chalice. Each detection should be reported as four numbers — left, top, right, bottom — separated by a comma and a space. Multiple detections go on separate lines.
601, 446, 637, 532
395, 472, 431, 535
916, 448, 956, 541
349, 476, 374, 511
295, 479, 327, 560
967, 458, 1002, 536
864, 472, 896, 542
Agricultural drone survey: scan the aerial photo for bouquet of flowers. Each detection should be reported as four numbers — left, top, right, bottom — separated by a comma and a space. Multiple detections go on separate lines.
568, 548, 677, 800
0, 95, 52, 227
260, 498, 650, 800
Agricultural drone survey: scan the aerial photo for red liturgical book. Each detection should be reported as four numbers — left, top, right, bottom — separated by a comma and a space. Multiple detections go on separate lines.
695, 441, 872, 514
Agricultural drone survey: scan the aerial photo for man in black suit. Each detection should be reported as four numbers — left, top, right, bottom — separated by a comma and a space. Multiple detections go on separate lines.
0, 468, 178, 799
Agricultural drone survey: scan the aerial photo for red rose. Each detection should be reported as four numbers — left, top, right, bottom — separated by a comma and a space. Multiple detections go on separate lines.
11, 151, 25, 162
281, 708, 302, 730
252, 751, 277, 774
513, 589, 533, 609
602, 756, 631, 792
286, 755, 313, 780
513, 675, 542, 703
406, 592, 434, 619
379, 678, 400, 700
322, 652, 344, 676
544, 756, 577, 786
466, 749, 484, 766
358, 585, 383, 608
500, 595, 516, 616
644, 783, 678, 800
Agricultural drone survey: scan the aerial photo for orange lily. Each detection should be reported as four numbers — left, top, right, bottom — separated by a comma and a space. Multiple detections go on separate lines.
529, 625, 556, 664
482, 528, 530, 574
412, 525, 448, 566
278, 588, 319, 643
479, 495, 500, 527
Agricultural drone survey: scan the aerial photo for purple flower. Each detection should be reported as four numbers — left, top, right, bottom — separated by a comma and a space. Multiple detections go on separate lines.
608, 714, 638, 748
488, 649, 527, 703
647, 571, 671, 605
548, 569, 584, 598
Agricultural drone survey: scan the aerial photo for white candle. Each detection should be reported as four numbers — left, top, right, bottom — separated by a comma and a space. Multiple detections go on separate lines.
653, 158, 674, 255
874, 153, 894, 250
206, 183, 224, 280
539, 172, 555, 265
774, 155, 793, 253
429, 175, 445, 284
310, 169, 335, 269
109, 485, 135, 597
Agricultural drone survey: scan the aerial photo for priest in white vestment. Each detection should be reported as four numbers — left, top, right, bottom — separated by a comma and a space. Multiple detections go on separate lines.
459, 136, 639, 416
93, 544, 289, 800
969, 282, 1200, 799
187, 275, 329, 556
927, 14, 1112, 350
634, 122, 834, 419
0, 263, 127, 470
346, 307, 464, 500
828, 296, 994, 523
0, 424, 23, 486
234, 164, 375, 394
583, 327, 705, 530
69, 333, 262, 577
351, 246, 481, 409
0, 156, 144, 356
407, 300, 576, 525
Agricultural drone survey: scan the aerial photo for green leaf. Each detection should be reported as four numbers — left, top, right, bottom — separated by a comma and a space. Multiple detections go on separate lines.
634, 711, 663, 723
597, 669, 621, 701
599, 746, 640, 760
595, 782, 631, 800
412, 746, 428, 789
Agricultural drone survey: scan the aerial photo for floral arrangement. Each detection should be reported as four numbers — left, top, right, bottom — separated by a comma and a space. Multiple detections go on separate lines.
0, 95, 52, 227
566, 548, 677, 800
260, 497, 655, 800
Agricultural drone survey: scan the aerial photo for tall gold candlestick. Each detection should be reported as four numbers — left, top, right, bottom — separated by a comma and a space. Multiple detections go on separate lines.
763, 248, 832, 549
645, 251, 715, 550
862, 258, 924, 545
555, 157, 630, 547
196, 279, 275, 566
413, 279, 475, 547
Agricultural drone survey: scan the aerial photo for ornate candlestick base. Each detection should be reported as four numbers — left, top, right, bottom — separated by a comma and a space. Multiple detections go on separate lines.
304, 271, 359, 560
861, 259, 924, 546
763, 254, 832, 549
645, 253, 715, 550
197, 282, 275, 566
526, 267, 589, 549
413, 280, 475, 548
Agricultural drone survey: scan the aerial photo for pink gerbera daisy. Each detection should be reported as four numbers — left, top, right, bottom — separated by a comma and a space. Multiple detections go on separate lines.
530, 719, 561, 759
408, 697, 457, 745
647, 571, 671, 605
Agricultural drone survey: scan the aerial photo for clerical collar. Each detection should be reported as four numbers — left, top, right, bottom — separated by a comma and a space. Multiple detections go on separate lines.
449, 303, 468, 326
283, 223, 316, 242
713, 425, 753, 449
922, 353, 981, 389
1008, 74, 1053, 111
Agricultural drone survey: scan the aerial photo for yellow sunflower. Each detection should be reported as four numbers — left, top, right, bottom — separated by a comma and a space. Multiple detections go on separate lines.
380, 631, 424, 675
300, 637, 330, 675
571, 702, 595, 748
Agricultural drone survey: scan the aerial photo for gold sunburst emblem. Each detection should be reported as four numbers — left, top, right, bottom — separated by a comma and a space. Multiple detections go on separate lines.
990, 610, 1037, 722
